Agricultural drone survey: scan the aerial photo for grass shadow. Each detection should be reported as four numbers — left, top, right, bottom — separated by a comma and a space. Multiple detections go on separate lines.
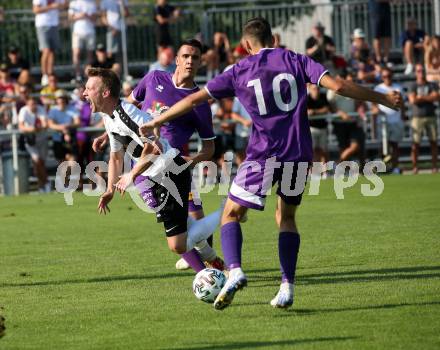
160, 336, 358, 350
276, 300, 440, 317
0, 271, 193, 288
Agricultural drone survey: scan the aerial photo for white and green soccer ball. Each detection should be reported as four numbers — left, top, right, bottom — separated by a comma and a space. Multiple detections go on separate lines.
192, 268, 226, 303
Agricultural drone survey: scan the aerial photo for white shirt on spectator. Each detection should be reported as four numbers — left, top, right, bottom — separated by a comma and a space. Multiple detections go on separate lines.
69, 0, 97, 36
19, 105, 48, 141
374, 83, 403, 124
33, 0, 64, 27
100, 0, 128, 31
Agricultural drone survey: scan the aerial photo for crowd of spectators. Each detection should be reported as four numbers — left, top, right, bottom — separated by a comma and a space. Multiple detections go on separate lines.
1, 0, 440, 194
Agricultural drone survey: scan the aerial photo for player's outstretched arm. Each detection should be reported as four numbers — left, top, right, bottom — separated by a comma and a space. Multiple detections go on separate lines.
98, 150, 124, 214
114, 142, 161, 195
320, 74, 403, 110
139, 89, 211, 136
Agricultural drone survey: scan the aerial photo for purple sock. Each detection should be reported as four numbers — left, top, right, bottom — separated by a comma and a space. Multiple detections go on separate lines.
278, 232, 300, 283
181, 249, 205, 273
221, 222, 243, 269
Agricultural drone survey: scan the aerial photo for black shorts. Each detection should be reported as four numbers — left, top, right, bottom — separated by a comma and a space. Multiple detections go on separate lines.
53, 140, 76, 161
152, 156, 191, 237
334, 122, 365, 150
371, 2, 391, 38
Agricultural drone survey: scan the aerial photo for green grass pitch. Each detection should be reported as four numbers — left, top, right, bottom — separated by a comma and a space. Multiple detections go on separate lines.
0, 174, 439, 349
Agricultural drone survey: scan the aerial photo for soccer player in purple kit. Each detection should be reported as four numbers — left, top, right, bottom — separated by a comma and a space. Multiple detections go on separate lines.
127, 39, 223, 270
140, 18, 403, 310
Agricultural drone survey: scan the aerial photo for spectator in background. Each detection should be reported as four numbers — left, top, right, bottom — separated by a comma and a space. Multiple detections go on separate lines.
212, 98, 235, 171
40, 74, 59, 110
204, 32, 232, 78
349, 28, 370, 69
148, 46, 176, 73
307, 84, 331, 168
100, 0, 129, 62
305, 22, 336, 65
72, 84, 93, 188
154, 0, 180, 50
32, 0, 67, 86
69, 0, 98, 81
327, 71, 365, 166
231, 97, 251, 166
86, 43, 121, 76
0, 63, 17, 103
48, 89, 80, 164
369, 0, 391, 65
273, 33, 286, 49
122, 78, 134, 100
372, 67, 405, 174
18, 96, 50, 193
5, 46, 32, 86
408, 64, 439, 174
401, 18, 427, 75
424, 35, 440, 83
15, 84, 33, 112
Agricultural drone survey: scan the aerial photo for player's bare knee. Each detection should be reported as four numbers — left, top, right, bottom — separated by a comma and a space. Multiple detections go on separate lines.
168, 241, 186, 254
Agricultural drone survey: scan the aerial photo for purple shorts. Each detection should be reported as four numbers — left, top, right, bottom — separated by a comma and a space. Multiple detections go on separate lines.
229, 158, 310, 210
135, 175, 203, 213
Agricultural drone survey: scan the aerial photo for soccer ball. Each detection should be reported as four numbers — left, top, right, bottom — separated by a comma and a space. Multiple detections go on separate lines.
192, 268, 226, 303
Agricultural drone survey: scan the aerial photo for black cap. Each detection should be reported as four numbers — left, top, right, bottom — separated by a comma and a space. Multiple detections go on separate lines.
8, 46, 18, 54
96, 43, 105, 52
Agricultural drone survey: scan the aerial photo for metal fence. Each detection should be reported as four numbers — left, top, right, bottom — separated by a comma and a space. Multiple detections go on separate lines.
1, 1, 439, 69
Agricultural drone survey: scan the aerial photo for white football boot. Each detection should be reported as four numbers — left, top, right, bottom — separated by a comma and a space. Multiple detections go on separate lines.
175, 258, 190, 270
213, 267, 247, 310
270, 282, 294, 308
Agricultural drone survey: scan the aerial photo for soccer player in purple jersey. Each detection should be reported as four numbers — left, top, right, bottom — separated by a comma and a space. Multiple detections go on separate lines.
126, 39, 223, 271
139, 18, 403, 310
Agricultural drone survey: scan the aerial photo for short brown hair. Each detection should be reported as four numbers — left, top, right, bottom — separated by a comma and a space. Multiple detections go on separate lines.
87, 68, 121, 99
243, 17, 273, 46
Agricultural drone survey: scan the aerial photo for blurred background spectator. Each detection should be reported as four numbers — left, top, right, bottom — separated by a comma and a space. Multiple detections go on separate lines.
68, 0, 98, 81
424, 35, 440, 83
32, 0, 67, 86
408, 64, 439, 174
18, 96, 50, 192
154, 0, 180, 51
305, 22, 336, 66
47, 89, 80, 165
100, 0, 129, 63
5, 46, 32, 86
40, 74, 59, 110
401, 18, 428, 75
372, 67, 406, 174
369, 0, 392, 65
327, 71, 366, 166
86, 43, 121, 76
307, 84, 331, 169
148, 46, 176, 73
231, 97, 252, 166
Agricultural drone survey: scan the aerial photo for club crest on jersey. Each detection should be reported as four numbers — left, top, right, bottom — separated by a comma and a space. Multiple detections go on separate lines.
156, 84, 164, 92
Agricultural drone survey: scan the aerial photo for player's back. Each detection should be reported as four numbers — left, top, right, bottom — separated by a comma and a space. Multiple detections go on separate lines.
206, 48, 327, 162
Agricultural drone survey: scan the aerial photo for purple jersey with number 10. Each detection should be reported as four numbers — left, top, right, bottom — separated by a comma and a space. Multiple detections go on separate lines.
206, 48, 328, 162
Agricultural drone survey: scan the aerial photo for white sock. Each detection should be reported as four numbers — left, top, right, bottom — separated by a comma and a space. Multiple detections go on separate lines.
195, 240, 217, 262
186, 209, 222, 251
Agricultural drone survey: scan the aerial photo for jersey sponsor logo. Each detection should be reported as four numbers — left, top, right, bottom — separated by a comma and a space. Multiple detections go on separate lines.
156, 84, 164, 93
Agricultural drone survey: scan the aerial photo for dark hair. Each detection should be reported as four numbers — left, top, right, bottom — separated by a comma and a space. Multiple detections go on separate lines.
87, 67, 121, 99
381, 66, 393, 75
243, 17, 273, 46
179, 38, 203, 53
